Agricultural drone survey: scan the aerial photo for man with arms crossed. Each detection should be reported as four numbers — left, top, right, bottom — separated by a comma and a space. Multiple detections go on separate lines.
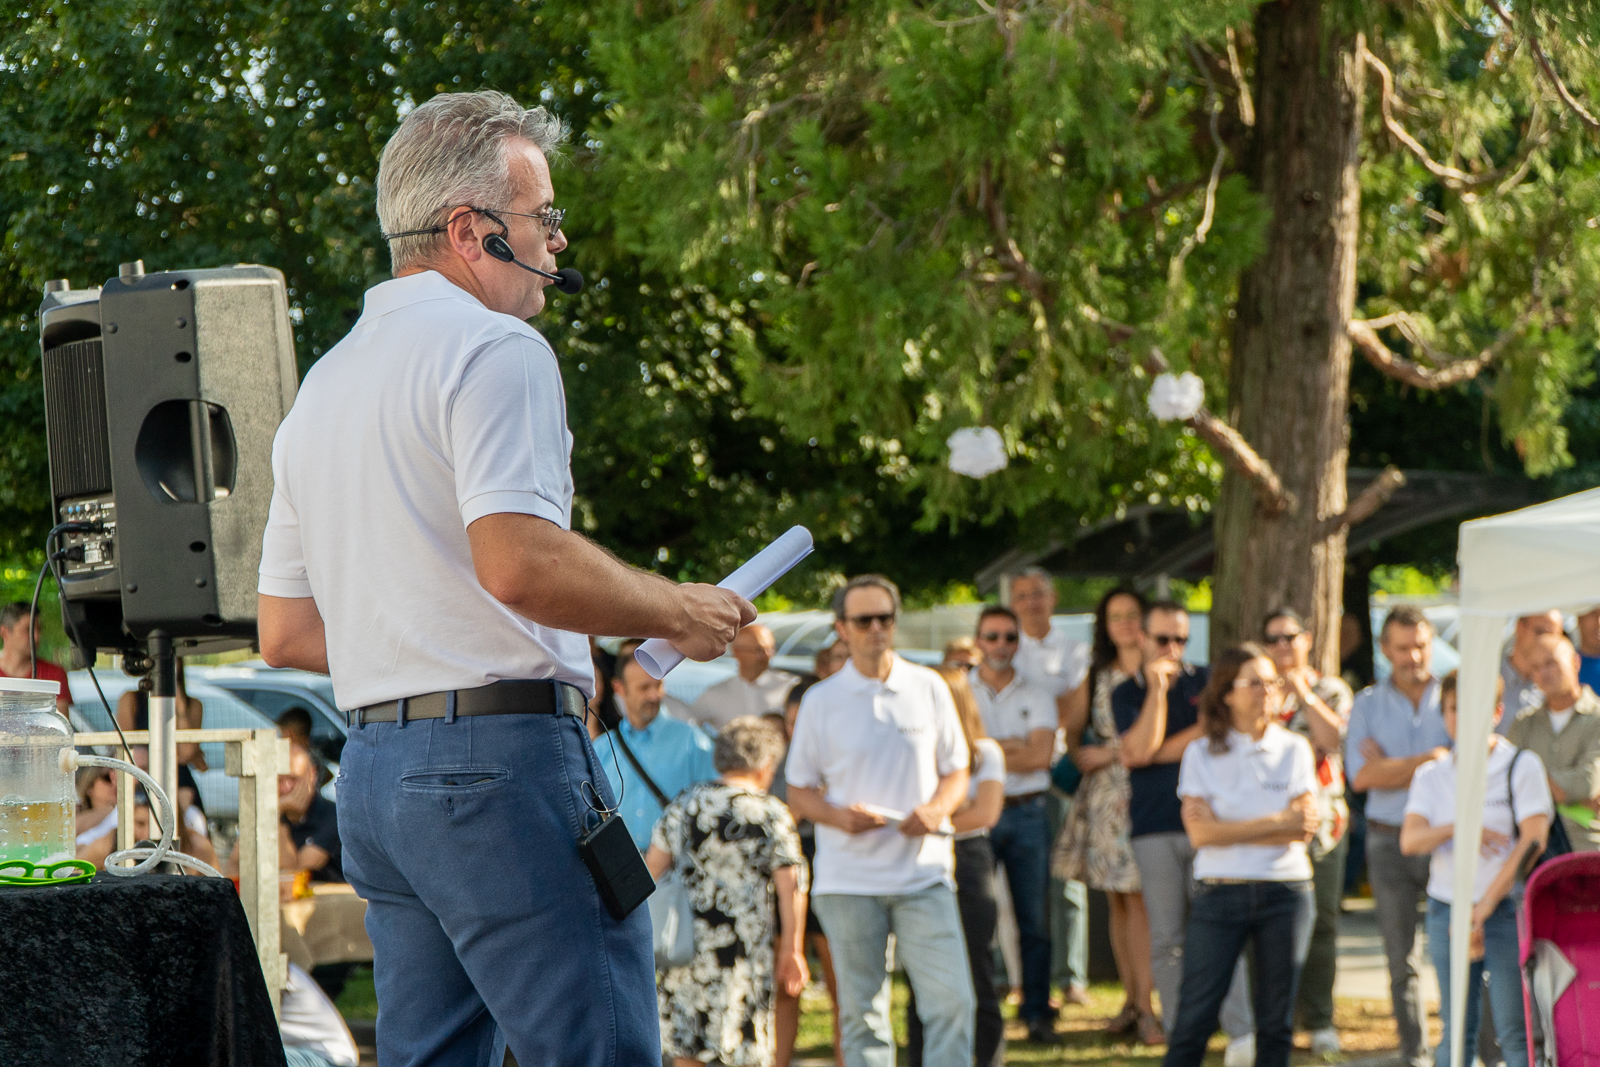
1507, 633, 1600, 851
1344, 606, 1449, 1067
786, 575, 975, 1067
1115, 600, 1254, 1065
257, 91, 752, 1067
969, 604, 1061, 1043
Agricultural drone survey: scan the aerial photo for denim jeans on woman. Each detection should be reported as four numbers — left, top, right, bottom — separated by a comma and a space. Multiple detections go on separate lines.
1160, 880, 1315, 1067
1425, 895, 1527, 1067
812, 884, 976, 1067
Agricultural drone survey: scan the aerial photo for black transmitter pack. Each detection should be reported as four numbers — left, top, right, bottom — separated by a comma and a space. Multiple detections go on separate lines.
577, 812, 655, 920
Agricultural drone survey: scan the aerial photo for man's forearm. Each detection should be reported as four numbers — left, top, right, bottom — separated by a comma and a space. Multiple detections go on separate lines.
926, 769, 970, 821
469, 515, 690, 639
1122, 687, 1168, 767
258, 595, 330, 673
1352, 753, 1430, 792
1151, 723, 1203, 765
1548, 762, 1599, 806
787, 785, 837, 828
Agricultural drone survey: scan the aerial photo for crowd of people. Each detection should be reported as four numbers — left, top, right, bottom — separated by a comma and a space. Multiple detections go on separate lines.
585, 577, 1600, 1067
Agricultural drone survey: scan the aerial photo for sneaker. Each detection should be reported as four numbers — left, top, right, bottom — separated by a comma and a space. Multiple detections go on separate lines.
1223, 1034, 1255, 1067
1310, 1028, 1341, 1056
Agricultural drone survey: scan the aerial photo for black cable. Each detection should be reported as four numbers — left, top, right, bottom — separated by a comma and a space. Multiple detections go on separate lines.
38, 520, 152, 832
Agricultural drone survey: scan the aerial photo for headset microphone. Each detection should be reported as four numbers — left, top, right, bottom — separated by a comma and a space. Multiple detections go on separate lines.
482, 233, 584, 295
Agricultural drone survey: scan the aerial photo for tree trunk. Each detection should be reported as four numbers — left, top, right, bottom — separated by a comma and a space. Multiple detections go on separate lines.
1210, 1, 1364, 675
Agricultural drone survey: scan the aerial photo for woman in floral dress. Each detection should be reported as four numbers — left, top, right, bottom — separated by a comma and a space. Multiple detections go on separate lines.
1053, 586, 1162, 1044
645, 716, 808, 1067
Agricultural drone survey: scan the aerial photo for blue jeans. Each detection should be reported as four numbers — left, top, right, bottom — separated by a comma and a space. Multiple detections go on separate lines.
338, 709, 658, 1067
1426, 896, 1527, 1067
990, 797, 1054, 1021
1161, 880, 1315, 1067
812, 885, 976, 1067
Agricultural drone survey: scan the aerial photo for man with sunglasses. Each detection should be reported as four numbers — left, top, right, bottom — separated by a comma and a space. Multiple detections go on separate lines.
970, 605, 1062, 1043
257, 91, 752, 1067
1113, 601, 1254, 1062
786, 574, 975, 1067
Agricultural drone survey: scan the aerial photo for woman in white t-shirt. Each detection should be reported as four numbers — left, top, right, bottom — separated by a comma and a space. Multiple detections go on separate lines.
906, 667, 1006, 1067
1163, 645, 1320, 1067
1401, 671, 1550, 1067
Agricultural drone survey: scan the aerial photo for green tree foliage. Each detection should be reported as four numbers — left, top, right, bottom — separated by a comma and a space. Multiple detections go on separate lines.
3, 0, 1599, 608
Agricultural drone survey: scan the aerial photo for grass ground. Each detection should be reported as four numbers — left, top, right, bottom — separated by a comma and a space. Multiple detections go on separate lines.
337, 971, 1426, 1065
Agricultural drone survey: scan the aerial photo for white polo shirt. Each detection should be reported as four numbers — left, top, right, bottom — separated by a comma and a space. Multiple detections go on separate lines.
690, 669, 798, 731
258, 271, 593, 710
1405, 740, 1552, 904
1177, 724, 1319, 881
786, 656, 969, 895
1015, 624, 1090, 698
969, 668, 1056, 796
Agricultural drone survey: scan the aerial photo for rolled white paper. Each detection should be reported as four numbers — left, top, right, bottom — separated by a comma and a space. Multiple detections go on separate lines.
634, 526, 815, 679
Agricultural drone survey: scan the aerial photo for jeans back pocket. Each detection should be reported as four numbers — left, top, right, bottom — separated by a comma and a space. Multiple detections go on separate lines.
399, 766, 512, 793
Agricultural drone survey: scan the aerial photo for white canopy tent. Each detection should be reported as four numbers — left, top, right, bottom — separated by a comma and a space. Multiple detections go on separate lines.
1450, 487, 1600, 1067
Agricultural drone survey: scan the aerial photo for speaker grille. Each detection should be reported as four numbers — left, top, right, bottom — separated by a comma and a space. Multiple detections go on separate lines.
43, 338, 113, 499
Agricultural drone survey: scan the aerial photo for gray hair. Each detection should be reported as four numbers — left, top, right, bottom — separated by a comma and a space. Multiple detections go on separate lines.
713, 716, 788, 775
376, 91, 568, 272
1010, 565, 1054, 587
831, 574, 903, 621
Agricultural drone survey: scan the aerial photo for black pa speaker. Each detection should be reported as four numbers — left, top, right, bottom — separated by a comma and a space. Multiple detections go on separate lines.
38, 262, 298, 657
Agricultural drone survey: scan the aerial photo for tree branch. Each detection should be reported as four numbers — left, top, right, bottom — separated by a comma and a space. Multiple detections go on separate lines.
1168, 41, 1227, 285
1348, 308, 1534, 390
1329, 465, 1407, 533
1143, 349, 1295, 516
1225, 26, 1255, 128
1361, 46, 1510, 189
979, 163, 1053, 310
1487, 0, 1600, 132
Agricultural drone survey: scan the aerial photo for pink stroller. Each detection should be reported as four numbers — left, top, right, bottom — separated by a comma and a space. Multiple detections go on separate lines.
1520, 851, 1600, 1067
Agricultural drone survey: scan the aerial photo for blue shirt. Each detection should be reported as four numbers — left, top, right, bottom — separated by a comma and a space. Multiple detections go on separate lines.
1344, 677, 1448, 825
597, 712, 718, 850
1111, 664, 1211, 838
1581, 654, 1600, 697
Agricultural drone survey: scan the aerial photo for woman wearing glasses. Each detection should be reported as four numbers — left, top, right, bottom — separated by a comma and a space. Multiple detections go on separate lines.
1162, 645, 1320, 1067
1054, 586, 1161, 1044
1261, 609, 1354, 1056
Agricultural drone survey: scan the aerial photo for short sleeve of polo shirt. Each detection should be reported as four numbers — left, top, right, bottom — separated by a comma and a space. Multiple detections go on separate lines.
259, 434, 312, 598
1402, 758, 1447, 825
1343, 691, 1375, 782
785, 690, 825, 790
449, 333, 572, 528
931, 675, 970, 777
1288, 733, 1319, 796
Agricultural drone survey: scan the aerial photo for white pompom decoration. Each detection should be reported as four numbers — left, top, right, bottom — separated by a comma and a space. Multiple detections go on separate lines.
1147, 371, 1205, 422
946, 426, 1009, 479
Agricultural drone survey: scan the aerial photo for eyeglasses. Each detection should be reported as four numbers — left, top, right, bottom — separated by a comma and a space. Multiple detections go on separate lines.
1232, 677, 1286, 692
1263, 631, 1304, 645
979, 631, 1019, 643
481, 206, 566, 238
1151, 634, 1188, 648
846, 613, 896, 630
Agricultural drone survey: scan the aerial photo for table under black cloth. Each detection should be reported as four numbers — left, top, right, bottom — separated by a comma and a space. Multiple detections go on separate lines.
0, 873, 286, 1067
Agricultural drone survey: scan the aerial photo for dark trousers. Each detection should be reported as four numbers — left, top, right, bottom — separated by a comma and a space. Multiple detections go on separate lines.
1161, 880, 1315, 1067
989, 797, 1053, 1022
907, 836, 1005, 1067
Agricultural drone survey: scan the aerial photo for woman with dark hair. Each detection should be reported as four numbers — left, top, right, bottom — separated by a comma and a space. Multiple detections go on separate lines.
1162, 644, 1320, 1067
1052, 586, 1160, 1043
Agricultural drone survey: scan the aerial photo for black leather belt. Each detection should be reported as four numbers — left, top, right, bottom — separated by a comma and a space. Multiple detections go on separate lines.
1004, 790, 1048, 809
1367, 819, 1403, 834
348, 679, 587, 727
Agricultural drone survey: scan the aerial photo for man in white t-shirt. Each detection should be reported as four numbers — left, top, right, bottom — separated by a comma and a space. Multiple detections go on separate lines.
1006, 566, 1092, 1008
969, 604, 1061, 1043
691, 624, 797, 731
256, 90, 752, 1067
787, 575, 974, 1067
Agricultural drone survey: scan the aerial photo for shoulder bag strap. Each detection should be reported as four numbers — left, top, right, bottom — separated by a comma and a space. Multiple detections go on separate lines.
1508, 747, 1521, 836
610, 727, 672, 809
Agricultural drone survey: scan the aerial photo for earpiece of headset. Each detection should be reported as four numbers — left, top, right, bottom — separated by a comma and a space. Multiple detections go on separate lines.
482, 232, 516, 263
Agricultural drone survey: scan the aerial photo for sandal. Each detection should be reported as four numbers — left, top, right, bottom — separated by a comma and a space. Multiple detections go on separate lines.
1138, 1011, 1165, 1046
1104, 1004, 1139, 1035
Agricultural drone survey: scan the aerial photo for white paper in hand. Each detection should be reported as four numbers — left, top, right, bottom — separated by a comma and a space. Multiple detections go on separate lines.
634, 526, 815, 679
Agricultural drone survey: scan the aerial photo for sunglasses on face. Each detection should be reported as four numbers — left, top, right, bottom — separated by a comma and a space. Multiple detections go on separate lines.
1151, 634, 1188, 648
1263, 631, 1304, 645
979, 631, 1019, 643
846, 613, 896, 630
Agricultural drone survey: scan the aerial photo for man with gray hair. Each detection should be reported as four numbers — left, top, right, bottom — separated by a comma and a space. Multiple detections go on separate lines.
257, 90, 754, 1067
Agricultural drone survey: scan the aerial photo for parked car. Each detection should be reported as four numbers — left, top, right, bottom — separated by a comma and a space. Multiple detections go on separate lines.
68, 669, 277, 823
189, 663, 346, 769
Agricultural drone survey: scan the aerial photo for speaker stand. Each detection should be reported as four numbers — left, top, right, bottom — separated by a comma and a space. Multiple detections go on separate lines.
145, 631, 180, 837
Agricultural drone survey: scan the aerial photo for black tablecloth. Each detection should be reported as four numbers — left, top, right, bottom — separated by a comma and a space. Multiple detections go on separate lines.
0, 873, 286, 1067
